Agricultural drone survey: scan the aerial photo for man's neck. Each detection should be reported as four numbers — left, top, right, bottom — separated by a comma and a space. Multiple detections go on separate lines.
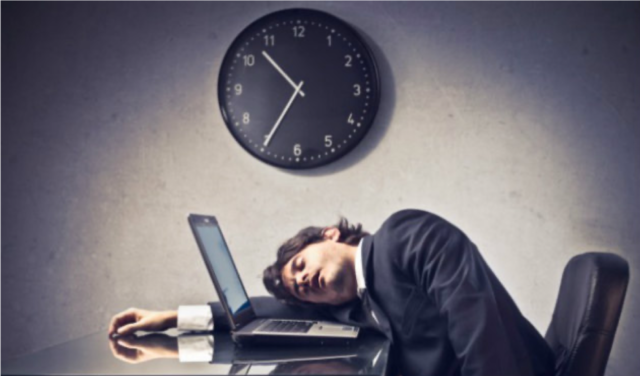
344, 244, 358, 271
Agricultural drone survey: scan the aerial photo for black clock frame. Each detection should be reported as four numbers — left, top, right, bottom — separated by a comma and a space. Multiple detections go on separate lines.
218, 8, 380, 169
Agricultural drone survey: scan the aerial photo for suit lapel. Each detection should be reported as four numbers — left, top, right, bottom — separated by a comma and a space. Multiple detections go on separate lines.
358, 236, 394, 343
328, 236, 394, 343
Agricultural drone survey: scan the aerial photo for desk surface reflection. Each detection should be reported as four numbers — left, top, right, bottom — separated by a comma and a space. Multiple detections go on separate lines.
1, 329, 390, 375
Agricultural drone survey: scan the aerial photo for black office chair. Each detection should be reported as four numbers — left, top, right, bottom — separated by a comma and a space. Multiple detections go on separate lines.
545, 252, 629, 376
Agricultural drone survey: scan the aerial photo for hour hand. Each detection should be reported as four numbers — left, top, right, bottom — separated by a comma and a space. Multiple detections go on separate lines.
261, 51, 306, 97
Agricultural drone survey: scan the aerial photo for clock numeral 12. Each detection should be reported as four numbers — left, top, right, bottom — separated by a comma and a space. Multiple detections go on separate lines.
293, 26, 305, 38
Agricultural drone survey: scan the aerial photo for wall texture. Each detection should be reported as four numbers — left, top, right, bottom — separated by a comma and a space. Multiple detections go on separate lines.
2, 2, 638, 375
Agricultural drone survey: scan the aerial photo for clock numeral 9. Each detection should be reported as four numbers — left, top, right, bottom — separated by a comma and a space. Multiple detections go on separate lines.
293, 26, 305, 38
353, 84, 361, 97
347, 113, 355, 125
243, 55, 255, 67
294, 144, 302, 156
324, 135, 333, 148
234, 84, 243, 96
243, 112, 250, 124
264, 35, 275, 47
345, 55, 353, 67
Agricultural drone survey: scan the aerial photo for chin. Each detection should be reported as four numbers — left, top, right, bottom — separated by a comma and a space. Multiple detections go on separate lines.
328, 270, 347, 293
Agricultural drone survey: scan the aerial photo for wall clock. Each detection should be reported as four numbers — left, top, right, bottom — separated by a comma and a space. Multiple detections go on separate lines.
218, 8, 380, 169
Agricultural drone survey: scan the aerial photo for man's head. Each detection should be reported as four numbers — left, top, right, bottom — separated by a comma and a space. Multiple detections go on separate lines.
263, 218, 369, 307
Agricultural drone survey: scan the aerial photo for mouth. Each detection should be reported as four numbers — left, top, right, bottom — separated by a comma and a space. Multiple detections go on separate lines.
312, 272, 323, 290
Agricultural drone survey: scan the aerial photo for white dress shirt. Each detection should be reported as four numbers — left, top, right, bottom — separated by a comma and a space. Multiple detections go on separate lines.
176, 239, 367, 361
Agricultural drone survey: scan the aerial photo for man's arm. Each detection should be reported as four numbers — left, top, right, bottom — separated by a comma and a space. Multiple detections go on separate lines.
108, 305, 214, 336
108, 308, 177, 336
177, 305, 214, 331
392, 210, 535, 376
109, 306, 215, 363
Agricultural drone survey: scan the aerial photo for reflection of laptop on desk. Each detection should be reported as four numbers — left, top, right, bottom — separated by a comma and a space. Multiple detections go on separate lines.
188, 214, 359, 346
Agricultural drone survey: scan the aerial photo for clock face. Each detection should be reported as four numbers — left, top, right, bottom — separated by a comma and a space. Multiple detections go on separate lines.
218, 8, 380, 169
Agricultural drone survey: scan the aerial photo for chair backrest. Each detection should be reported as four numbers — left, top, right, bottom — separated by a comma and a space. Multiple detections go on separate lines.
545, 252, 629, 376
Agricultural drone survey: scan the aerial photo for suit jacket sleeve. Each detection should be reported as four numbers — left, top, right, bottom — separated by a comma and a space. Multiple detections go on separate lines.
387, 210, 531, 376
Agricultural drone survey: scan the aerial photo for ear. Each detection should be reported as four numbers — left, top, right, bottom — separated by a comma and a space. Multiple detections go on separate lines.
322, 227, 341, 242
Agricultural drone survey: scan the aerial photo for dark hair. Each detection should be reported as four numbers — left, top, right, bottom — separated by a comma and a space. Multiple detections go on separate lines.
262, 218, 369, 306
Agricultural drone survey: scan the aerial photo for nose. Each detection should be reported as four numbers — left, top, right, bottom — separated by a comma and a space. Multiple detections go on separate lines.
296, 271, 309, 287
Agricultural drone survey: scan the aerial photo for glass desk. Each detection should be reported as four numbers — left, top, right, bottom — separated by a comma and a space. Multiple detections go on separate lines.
1, 329, 390, 375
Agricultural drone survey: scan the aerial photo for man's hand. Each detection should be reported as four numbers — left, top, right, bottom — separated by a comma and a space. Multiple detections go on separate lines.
108, 308, 177, 337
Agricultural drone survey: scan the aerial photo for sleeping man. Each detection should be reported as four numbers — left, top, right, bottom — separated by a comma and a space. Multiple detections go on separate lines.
109, 209, 555, 376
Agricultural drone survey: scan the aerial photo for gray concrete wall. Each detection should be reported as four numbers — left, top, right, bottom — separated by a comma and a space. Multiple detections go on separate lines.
2, 2, 638, 375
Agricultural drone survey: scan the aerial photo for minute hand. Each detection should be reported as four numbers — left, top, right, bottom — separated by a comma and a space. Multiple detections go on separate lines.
264, 81, 304, 147
262, 51, 306, 97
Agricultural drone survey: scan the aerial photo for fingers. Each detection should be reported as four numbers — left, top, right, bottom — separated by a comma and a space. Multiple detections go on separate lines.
115, 336, 140, 350
108, 338, 140, 364
117, 321, 144, 336
108, 309, 138, 337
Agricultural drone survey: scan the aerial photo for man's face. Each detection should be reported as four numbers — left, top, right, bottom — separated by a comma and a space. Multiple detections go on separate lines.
281, 234, 357, 306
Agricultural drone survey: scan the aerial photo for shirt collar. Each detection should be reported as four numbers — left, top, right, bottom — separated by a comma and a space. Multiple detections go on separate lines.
355, 238, 367, 299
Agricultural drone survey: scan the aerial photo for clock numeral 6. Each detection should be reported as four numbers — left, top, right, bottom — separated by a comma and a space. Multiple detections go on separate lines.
347, 113, 355, 125
294, 144, 302, 156
264, 35, 275, 47
293, 26, 305, 38
345, 55, 353, 67
234, 84, 243, 96
243, 112, 250, 124
243, 55, 255, 67
353, 84, 361, 97
325, 135, 333, 148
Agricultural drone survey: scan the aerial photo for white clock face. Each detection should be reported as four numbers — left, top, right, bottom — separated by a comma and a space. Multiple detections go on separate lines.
218, 8, 380, 169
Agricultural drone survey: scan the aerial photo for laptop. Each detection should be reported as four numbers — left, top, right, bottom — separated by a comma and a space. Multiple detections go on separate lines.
187, 214, 360, 346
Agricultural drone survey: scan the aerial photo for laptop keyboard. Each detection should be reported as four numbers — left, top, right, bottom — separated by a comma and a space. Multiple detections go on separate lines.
258, 320, 314, 333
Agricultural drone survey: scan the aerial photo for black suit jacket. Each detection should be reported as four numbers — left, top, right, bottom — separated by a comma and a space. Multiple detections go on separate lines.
329, 209, 555, 376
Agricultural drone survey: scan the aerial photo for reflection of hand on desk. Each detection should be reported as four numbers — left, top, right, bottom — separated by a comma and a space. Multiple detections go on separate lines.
109, 332, 214, 364
2, 328, 390, 375
108, 333, 179, 364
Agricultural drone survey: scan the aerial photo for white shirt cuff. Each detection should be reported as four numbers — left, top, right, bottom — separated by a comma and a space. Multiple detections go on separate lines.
177, 305, 214, 332
177, 335, 214, 363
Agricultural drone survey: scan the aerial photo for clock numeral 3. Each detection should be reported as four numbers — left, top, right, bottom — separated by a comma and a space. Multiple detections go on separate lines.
353, 84, 361, 97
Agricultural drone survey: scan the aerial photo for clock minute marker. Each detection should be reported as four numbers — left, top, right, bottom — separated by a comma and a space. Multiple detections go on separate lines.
261, 51, 306, 97
264, 81, 305, 147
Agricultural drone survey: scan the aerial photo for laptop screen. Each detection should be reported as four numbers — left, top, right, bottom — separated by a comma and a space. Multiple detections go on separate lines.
193, 221, 251, 319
